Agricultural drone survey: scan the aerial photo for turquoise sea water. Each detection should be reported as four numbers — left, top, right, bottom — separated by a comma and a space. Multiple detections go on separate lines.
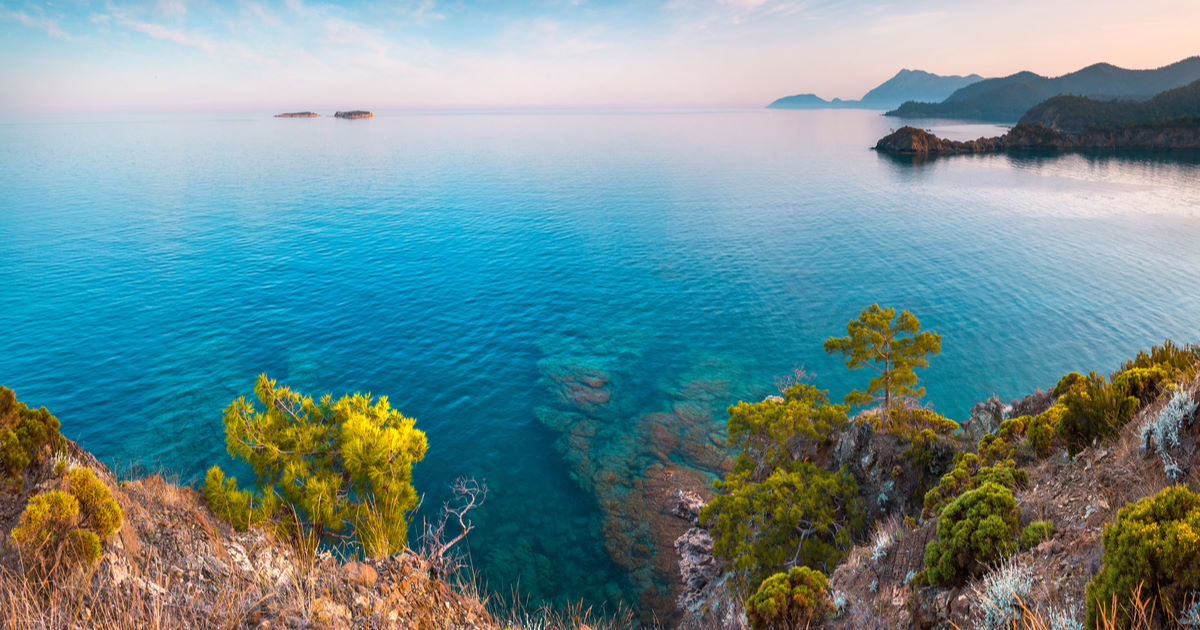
2, 109, 1199, 617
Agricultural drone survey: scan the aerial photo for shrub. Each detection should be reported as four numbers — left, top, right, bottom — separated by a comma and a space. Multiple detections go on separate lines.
66, 528, 102, 566
702, 462, 864, 592
1119, 339, 1200, 379
726, 382, 849, 475
1051, 372, 1086, 398
207, 375, 427, 556
10, 490, 80, 552
1139, 387, 1199, 480
922, 454, 1026, 518
922, 482, 1020, 586
746, 567, 833, 630
1085, 486, 1200, 628
1025, 405, 1063, 458
1056, 371, 1138, 456
1020, 520, 1054, 549
0, 386, 66, 489
1111, 366, 1170, 405
9, 490, 105, 574
66, 467, 122, 537
10, 465, 124, 576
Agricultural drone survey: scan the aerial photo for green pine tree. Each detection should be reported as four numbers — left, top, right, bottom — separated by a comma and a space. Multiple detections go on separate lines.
823, 304, 942, 418
205, 375, 427, 557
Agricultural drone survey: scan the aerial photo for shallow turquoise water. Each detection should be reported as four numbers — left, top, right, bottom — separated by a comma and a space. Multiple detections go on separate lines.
1, 109, 1199, 615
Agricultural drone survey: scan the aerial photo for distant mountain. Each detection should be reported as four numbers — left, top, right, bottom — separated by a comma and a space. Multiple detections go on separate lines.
766, 69, 985, 110
858, 69, 984, 107
766, 93, 860, 109
1020, 78, 1200, 134
887, 56, 1200, 121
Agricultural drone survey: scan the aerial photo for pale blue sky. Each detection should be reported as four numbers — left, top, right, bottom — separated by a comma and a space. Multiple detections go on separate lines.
2, 0, 1198, 111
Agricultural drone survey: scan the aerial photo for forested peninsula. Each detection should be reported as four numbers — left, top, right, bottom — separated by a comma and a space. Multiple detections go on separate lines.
876, 79, 1200, 155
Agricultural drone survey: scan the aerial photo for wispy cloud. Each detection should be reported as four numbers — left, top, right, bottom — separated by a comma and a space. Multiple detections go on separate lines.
1, 6, 73, 40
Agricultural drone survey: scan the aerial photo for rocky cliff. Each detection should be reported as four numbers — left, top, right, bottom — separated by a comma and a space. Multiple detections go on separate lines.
0, 436, 494, 629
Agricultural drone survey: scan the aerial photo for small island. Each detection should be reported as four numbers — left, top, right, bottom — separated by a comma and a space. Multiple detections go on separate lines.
274, 111, 319, 118
334, 110, 373, 119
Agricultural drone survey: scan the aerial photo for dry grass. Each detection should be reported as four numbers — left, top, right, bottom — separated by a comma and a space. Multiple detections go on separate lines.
961, 582, 1200, 630
0, 560, 262, 630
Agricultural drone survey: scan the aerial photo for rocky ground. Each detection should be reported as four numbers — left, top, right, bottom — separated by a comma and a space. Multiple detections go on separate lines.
666, 373, 1200, 629
0, 440, 495, 630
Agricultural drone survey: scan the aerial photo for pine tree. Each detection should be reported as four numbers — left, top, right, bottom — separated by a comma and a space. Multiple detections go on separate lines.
205, 375, 427, 557
823, 304, 942, 418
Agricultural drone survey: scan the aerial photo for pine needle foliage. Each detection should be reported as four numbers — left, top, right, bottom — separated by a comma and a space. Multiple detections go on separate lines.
823, 304, 942, 416
205, 375, 427, 557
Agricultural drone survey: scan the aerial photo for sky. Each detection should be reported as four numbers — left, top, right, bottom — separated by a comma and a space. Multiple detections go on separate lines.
1, 0, 1199, 111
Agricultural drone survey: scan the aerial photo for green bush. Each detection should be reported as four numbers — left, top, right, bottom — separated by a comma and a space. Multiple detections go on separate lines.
746, 567, 834, 630
10, 490, 80, 551
67, 467, 123, 537
66, 528, 102, 566
880, 407, 963, 499
0, 386, 66, 489
1085, 486, 1200, 628
702, 462, 864, 592
921, 482, 1020, 586
10, 466, 124, 575
1119, 339, 1200, 379
922, 454, 1027, 518
725, 382, 849, 475
1024, 405, 1063, 458
1111, 366, 1170, 405
207, 375, 427, 556
1056, 371, 1138, 456
9, 490, 105, 574
1051, 372, 1086, 398
1020, 520, 1054, 549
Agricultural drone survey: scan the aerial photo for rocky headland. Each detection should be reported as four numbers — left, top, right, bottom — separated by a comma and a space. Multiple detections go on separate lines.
334, 110, 373, 119
875, 122, 1200, 156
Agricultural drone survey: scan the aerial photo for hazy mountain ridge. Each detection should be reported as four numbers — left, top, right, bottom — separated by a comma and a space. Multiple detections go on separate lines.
887, 56, 1200, 121
767, 69, 985, 110
1020, 78, 1200, 134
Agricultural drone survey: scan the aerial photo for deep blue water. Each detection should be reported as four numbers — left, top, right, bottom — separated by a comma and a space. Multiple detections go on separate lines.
2, 109, 1199, 615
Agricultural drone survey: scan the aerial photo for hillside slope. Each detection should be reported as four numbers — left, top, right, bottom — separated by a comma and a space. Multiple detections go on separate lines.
887, 56, 1200, 121
1020, 78, 1200, 134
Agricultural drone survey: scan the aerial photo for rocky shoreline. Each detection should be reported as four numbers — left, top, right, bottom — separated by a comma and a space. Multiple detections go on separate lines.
875, 123, 1200, 156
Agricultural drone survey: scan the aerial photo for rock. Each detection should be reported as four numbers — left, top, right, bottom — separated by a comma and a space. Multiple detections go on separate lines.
343, 561, 378, 587
310, 596, 351, 630
273, 112, 319, 118
962, 396, 1009, 443
874, 126, 1000, 154
333, 110, 373, 119
671, 490, 706, 525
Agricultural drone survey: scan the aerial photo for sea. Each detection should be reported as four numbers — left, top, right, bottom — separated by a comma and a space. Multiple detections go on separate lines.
2, 108, 1199, 620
